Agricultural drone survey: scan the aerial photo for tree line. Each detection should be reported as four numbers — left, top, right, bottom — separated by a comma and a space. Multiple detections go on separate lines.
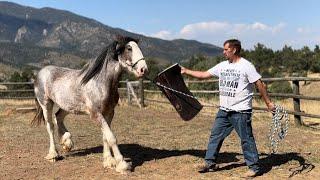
179, 43, 320, 94
184, 43, 320, 77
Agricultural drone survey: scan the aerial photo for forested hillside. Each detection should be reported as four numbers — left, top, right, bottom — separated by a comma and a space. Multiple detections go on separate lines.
0, 1, 221, 69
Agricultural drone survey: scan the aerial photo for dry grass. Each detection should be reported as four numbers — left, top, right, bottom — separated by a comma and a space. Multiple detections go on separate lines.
0, 77, 319, 179
0, 63, 18, 77
1, 102, 320, 179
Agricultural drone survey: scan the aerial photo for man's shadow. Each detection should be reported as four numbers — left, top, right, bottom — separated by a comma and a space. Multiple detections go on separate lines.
66, 144, 314, 176
259, 153, 315, 177
212, 152, 314, 177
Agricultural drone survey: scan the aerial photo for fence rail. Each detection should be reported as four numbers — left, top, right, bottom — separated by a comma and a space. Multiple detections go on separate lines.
1, 77, 320, 126
141, 77, 320, 126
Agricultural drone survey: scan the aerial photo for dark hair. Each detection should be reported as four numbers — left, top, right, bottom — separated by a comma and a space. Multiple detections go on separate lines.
223, 39, 241, 55
80, 36, 138, 85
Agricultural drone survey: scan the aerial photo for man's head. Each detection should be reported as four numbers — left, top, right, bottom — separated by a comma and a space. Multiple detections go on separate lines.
223, 39, 241, 61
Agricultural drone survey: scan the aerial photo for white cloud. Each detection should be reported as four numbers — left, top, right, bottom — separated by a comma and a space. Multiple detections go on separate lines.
151, 30, 173, 40
147, 21, 320, 50
177, 21, 287, 49
251, 22, 268, 30
297, 27, 311, 34
127, 29, 149, 37
180, 21, 230, 36
272, 23, 286, 33
177, 21, 285, 37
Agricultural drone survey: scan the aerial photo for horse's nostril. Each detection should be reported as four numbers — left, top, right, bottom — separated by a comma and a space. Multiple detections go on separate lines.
144, 68, 149, 75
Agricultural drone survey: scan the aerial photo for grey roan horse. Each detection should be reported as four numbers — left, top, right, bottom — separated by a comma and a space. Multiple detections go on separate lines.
32, 36, 148, 173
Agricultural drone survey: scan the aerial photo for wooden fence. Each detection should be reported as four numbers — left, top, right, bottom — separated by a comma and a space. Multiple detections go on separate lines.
126, 77, 320, 127
1, 77, 320, 126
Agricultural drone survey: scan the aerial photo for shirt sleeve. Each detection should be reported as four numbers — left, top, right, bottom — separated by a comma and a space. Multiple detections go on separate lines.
207, 62, 222, 77
246, 62, 262, 83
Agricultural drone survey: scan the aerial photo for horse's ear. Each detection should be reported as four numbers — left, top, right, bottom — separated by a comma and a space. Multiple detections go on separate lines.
115, 42, 121, 55
115, 34, 124, 42
114, 34, 124, 56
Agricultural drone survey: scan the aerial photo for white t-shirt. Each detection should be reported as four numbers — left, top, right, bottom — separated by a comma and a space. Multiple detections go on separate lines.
207, 57, 261, 111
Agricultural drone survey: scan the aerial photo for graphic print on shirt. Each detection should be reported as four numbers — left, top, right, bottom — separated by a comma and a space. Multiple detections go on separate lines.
219, 68, 240, 97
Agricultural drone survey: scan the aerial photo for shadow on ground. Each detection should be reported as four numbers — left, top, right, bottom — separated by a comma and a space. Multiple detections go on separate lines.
66, 144, 315, 176
66, 144, 239, 170
259, 153, 315, 177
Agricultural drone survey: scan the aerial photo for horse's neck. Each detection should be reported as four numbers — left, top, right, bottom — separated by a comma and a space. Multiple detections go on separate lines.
101, 61, 122, 89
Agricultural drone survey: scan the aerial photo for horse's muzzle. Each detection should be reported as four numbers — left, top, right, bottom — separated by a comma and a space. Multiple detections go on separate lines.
137, 67, 148, 77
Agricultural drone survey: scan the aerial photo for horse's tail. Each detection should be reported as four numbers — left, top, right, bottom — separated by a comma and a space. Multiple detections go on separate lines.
31, 99, 45, 126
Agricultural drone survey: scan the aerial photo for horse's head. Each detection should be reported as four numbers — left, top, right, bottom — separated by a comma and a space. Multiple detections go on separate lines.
116, 37, 148, 77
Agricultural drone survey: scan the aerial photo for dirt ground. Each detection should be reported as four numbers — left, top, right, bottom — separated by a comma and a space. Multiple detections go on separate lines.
1, 102, 320, 179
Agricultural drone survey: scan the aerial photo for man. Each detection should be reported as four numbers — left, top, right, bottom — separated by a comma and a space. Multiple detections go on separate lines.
181, 39, 275, 177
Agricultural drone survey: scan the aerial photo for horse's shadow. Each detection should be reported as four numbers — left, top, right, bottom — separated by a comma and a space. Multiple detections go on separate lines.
66, 144, 314, 176
66, 144, 239, 170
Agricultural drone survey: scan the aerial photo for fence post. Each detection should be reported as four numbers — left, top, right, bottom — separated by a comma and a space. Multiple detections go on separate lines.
126, 79, 131, 105
292, 80, 302, 126
139, 78, 145, 107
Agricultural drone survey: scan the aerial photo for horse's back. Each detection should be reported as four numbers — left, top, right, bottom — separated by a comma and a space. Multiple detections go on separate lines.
34, 66, 83, 109
36, 65, 79, 85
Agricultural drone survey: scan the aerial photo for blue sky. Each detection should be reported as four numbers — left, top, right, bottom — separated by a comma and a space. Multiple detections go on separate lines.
6, 0, 320, 50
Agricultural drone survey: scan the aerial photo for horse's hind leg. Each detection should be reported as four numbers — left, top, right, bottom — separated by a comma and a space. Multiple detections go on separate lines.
54, 108, 73, 152
39, 99, 59, 161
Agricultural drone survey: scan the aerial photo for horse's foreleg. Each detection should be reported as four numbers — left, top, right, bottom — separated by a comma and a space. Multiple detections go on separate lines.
102, 133, 117, 169
41, 101, 59, 161
54, 109, 73, 152
96, 112, 131, 173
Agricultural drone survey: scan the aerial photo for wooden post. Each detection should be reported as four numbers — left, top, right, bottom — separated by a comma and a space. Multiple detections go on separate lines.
139, 78, 145, 107
185, 80, 189, 88
126, 79, 131, 105
292, 80, 302, 126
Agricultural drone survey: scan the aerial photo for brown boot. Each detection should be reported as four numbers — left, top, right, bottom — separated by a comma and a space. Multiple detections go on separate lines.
198, 164, 218, 173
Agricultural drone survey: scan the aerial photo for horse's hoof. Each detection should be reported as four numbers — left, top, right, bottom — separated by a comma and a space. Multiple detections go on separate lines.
61, 133, 73, 152
45, 154, 58, 162
119, 169, 131, 175
116, 160, 132, 173
62, 142, 73, 152
103, 158, 117, 169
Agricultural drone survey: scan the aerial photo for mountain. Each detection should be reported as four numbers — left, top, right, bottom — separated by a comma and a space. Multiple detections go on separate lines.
0, 1, 222, 68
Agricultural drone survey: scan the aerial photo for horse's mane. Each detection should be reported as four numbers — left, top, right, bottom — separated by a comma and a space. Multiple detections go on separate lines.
80, 36, 138, 85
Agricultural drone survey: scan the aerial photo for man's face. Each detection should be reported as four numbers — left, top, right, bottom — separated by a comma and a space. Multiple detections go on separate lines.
223, 43, 235, 60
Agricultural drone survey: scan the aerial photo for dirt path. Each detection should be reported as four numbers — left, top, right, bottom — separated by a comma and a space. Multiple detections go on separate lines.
1, 104, 319, 179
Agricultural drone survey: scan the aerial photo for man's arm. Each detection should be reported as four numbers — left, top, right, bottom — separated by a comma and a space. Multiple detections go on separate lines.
254, 79, 275, 111
181, 66, 212, 79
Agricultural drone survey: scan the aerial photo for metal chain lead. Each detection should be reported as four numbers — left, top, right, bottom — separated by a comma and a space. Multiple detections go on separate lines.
155, 81, 265, 114
268, 104, 289, 154
155, 82, 199, 100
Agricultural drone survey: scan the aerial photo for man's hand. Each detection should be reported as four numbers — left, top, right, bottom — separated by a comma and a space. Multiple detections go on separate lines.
180, 66, 188, 74
266, 101, 276, 112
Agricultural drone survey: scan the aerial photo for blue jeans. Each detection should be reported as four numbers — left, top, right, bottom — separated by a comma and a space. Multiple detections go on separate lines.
205, 109, 260, 172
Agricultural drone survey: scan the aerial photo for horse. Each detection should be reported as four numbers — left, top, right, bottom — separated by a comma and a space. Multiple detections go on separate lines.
31, 36, 148, 173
